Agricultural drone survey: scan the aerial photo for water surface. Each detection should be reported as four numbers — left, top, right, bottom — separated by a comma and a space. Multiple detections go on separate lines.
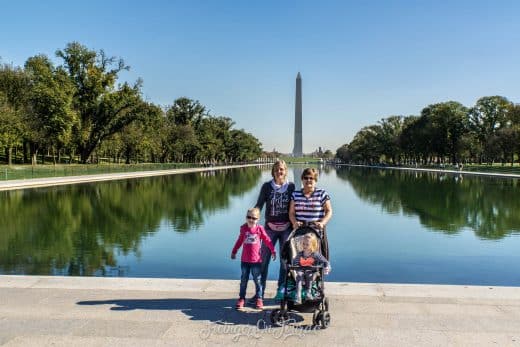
1, 165, 519, 286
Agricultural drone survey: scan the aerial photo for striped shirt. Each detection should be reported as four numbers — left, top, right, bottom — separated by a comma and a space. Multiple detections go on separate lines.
291, 188, 331, 222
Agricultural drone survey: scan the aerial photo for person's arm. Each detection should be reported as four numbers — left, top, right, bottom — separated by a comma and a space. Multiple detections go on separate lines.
289, 200, 301, 230
315, 196, 332, 230
254, 183, 268, 210
321, 200, 333, 225
315, 253, 331, 274
231, 229, 245, 259
259, 227, 276, 260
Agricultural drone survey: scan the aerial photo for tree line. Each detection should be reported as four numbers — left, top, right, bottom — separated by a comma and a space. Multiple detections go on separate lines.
0, 42, 262, 165
336, 96, 520, 166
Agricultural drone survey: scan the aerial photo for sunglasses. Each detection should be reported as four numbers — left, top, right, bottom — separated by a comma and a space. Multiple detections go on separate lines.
246, 215, 258, 220
303, 176, 315, 181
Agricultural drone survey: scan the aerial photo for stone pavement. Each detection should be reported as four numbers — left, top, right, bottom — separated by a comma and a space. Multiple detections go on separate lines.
1, 275, 519, 346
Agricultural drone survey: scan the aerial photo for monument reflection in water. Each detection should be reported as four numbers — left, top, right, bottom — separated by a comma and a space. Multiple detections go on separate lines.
1, 165, 520, 286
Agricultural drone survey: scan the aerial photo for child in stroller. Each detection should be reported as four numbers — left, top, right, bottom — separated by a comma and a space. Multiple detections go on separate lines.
292, 233, 330, 304
270, 223, 331, 329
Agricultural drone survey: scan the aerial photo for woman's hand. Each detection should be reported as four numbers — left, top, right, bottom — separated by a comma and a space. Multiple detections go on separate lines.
231, 253, 236, 259
314, 221, 325, 230
292, 221, 302, 230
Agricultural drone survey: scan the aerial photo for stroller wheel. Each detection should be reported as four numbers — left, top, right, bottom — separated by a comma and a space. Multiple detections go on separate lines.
312, 309, 321, 326
270, 309, 289, 326
320, 311, 331, 329
280, 309, 290, 322
270, 309, 280, 325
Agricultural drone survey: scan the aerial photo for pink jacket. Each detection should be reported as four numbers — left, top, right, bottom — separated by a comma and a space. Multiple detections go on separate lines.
231, 224, 275, 263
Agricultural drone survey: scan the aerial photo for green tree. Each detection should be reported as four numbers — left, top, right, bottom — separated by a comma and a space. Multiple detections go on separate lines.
469, 96, 512, 163
420, 101, 469, 164
166, 97, 206, 127
398, 116, 422, 164
226, 129, 262, 162
0, 92, 24, 165
377, 116, 405, 164
335, 143, 351, 162
0, 63, 28, 164
24, 55, 77, 164
56, 42, 146, 163
347, 125, 382, 164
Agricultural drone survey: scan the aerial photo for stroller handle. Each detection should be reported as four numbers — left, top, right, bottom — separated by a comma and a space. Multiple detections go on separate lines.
297, 221, 323, 230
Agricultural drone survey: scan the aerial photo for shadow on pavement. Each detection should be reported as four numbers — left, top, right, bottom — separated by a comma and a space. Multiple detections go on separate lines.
77, 298, 304, 327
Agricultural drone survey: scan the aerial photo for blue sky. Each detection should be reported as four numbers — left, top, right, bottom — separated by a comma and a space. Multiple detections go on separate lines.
2, 1, 519, 153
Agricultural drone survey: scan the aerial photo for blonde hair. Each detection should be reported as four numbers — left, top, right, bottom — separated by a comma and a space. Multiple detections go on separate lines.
304, 233, 319, 252
301, 167, 318, 182
271, 160, 288, 179
247, 207, 260, 218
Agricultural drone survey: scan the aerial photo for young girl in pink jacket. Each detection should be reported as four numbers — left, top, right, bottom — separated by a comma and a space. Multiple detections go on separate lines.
231, 207, 276, 310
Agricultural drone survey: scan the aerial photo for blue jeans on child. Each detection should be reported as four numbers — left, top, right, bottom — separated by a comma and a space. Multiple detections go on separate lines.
239, 262, 262, 299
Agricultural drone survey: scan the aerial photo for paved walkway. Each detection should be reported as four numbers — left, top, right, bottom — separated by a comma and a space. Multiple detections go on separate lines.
1, 276, 519, 346
339, 164, 520, 179
2, 164, 518, 192
0, 164, 261, 191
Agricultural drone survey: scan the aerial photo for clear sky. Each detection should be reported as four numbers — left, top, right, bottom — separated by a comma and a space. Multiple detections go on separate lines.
1, 0, 519, 153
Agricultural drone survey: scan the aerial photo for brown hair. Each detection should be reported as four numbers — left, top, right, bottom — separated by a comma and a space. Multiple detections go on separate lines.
301, 167, 318, 182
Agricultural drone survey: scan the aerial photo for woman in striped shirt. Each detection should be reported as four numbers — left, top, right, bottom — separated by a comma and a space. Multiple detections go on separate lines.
289, 167, 333, 258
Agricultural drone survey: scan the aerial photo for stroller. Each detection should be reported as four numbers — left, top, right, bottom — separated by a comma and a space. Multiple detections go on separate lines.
269, 223, 331, 329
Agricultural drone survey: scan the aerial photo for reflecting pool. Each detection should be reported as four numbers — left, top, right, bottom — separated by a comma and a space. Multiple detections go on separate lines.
1, 165, 520, 286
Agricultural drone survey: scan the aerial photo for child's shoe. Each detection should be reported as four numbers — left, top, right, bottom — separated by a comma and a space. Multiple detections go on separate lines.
235, 298, 245, 309
274, 287, 285, 300
255, 298, 264, 310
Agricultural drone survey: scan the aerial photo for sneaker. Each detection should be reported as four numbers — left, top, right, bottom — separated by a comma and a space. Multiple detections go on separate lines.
235, 298, 245, 309
274, 287, 285, 300
255, 298, 264, 310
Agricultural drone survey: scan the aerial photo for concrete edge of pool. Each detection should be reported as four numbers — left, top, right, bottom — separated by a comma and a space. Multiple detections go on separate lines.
0, 164, 263, 191
2, 275, 520, 300
1, 275, 519, 346
2, 164, 519, 192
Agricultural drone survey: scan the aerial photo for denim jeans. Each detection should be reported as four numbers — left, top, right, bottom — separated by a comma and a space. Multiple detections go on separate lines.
260, 225, 291, 296
239, 262, 262, 299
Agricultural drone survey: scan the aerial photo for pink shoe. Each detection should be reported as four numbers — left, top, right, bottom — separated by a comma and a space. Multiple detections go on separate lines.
255, 298, 264, 310
236, 298, 245, 309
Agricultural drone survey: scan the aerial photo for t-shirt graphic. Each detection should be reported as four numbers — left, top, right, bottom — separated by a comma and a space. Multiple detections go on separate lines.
244, 232, 259, 244
270, 191, 290, 217
299, 256, 315, 266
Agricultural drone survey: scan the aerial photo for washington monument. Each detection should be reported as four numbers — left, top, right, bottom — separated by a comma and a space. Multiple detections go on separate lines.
292, 72, 303, 157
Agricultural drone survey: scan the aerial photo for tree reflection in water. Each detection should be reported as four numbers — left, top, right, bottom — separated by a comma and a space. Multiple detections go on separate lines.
0, 167, 261, 276
336, 167, 520, 239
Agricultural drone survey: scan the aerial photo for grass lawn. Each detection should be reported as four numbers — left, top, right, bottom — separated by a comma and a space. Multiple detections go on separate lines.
0, 163, 201, 181
278, 156, 324, 164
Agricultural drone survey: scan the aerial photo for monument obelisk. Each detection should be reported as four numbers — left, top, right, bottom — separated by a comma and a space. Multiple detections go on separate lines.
292, 72, 303, 157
